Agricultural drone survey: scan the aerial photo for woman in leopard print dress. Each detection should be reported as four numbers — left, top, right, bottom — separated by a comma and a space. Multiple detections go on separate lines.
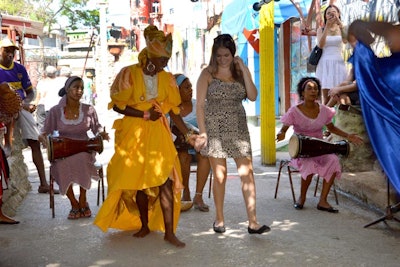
196, 34, 269, 235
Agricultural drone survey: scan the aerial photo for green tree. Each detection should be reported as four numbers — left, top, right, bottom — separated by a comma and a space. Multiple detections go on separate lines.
0, 0, 33, 17
57, 0, 100, 30
1, 0, 99, 33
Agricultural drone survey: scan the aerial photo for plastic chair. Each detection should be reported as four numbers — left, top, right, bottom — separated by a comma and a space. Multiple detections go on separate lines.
274, 159, 338, 205
49, 162, 105, 218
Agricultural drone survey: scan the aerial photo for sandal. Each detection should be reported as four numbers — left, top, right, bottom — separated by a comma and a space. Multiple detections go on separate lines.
194, 202, 209, 212
193, 193, 209, 212
67, 208, 81, 220
38, 185, 60, 194
80, 203, 92, 218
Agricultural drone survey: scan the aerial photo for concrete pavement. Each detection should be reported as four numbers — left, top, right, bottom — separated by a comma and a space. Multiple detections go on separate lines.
1, 110, 400, 267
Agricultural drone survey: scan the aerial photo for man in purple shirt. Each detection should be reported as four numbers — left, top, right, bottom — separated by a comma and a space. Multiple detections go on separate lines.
0, 38, 57, 194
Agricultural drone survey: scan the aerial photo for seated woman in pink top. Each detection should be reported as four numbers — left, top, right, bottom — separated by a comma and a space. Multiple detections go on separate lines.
276, 77, 363, 213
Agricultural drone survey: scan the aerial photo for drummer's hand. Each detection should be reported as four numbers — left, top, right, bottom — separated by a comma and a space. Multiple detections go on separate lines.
100, 131, 110, 142
347, 133, 363, 145
276, 132, 285, 142
38, 134, 47, 148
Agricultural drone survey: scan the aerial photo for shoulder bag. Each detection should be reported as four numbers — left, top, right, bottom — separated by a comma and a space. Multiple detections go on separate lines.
308, 45, 323, 66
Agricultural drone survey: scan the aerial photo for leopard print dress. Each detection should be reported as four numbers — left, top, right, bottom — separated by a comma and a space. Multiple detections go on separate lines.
201, 78, 252, 158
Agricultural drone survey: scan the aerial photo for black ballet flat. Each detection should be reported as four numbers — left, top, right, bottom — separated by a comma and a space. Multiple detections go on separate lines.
0, 220, 19, 224
317, 205, 339, 213
213, 222, 226, 233
248, 225, 271, 234
294, 203, 304, 210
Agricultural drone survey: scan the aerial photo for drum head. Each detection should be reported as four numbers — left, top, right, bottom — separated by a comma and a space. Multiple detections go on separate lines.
288, 134, 300, 158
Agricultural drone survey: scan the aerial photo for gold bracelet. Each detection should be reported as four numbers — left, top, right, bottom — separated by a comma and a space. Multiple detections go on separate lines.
184, 129, 194, 143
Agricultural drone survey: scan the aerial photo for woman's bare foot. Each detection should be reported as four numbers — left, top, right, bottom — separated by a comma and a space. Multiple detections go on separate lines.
133, 227, 150, 238
164, 233, 185, 247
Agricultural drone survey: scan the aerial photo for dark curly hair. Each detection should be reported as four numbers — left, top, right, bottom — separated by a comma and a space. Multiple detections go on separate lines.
297, 77, 321, 100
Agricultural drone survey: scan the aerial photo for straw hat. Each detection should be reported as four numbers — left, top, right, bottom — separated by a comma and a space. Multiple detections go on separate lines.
0, 38, 19, 50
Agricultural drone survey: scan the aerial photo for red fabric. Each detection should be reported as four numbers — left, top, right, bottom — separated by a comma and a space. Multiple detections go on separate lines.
0, 147, 10, 206
243, 28, 260, 54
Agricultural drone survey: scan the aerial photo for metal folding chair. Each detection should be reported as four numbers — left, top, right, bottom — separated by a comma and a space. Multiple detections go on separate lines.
274, 159, 338, 205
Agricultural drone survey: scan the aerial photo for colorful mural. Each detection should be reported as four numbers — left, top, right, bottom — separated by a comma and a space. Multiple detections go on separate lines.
289, 0, 399, 110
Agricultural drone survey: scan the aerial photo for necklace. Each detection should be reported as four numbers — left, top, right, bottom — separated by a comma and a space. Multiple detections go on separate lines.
327, 26, 339, 35
64, 106, 80, 119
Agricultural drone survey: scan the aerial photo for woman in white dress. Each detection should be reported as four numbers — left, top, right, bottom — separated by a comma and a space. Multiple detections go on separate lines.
316, 5, 348, 105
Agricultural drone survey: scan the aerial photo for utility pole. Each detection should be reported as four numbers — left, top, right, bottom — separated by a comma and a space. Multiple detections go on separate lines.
259, 2, 276, 165
96, 0, 109, 106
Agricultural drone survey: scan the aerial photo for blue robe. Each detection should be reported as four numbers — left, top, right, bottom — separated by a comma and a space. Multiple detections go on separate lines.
353, 42, 400, 193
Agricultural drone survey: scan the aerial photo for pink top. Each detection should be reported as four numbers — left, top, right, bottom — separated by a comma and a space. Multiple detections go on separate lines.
281, 103, 335, 138
281, 103, 341, 181
42, 96, 103, 195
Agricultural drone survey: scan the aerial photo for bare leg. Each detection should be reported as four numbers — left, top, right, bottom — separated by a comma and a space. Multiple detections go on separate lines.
318, 173, 336, 208
297, 174, 313, 206
27, 139, 48, 188
78, 187, 87, 207
66, 185, 81, 219
3, 120, 14, 157
193, 153, 210, 210
178, 151, 192, 201
321, 89, 330, 105
66, 185, 79, 209
326, 96, 338, 107
210, 158, 227, 227
78, 187, 91, 217
234, 157, 262, 230
339, 94, 352, 105
160, 179, 185, 247
133, 190, 150, 238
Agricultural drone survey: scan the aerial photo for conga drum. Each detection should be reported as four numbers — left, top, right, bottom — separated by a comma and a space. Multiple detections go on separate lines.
288, 134, 349, 158
46, 135, 104, 162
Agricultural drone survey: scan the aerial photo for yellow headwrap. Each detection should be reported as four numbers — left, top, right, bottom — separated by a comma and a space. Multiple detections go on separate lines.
144, 25, 172, 58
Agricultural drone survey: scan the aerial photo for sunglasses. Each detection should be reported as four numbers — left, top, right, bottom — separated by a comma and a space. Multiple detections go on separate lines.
213, 34, 234, 43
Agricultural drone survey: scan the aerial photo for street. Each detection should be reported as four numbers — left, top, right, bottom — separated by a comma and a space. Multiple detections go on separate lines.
1, 107, 400, 267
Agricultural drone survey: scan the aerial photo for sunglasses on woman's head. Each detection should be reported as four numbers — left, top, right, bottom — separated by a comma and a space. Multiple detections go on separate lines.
214, 34, 234, 43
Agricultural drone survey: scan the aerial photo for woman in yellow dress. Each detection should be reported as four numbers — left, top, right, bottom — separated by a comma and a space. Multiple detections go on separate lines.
94, 25, 196, 247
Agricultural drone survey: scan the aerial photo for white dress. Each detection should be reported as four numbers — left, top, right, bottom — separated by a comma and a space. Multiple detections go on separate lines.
316, 35, 347, 89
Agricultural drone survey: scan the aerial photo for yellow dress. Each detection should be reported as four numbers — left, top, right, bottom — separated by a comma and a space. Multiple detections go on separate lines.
94, 64, 183, 232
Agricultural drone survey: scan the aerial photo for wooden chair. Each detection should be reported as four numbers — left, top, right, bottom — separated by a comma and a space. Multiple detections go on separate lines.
274, 159, 339, 205
49, 162, 105, 218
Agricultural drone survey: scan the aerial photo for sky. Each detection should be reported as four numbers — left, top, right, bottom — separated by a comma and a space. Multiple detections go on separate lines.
87, 0, 131, 28
52, 0, 131, 28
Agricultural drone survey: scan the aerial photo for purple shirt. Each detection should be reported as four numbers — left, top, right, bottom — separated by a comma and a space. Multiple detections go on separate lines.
0, 61, 33, 100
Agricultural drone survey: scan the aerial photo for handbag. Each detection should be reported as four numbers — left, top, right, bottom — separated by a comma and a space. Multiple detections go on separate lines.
308, 45, 323, 66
